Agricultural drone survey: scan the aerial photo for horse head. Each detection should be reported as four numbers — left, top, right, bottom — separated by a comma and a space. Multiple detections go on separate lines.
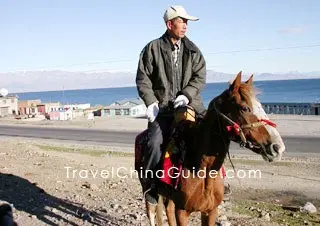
207, 71, 285, 162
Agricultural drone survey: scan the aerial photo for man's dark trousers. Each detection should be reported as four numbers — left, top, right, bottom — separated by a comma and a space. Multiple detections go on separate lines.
145, 115, 174, 180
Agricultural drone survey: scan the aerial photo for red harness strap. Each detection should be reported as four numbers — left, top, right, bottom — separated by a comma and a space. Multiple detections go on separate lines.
226, 119, 277, 137
260, 119, 277, 128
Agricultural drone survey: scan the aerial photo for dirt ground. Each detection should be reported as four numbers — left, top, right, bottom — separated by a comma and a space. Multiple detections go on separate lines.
1, 137, 319, 226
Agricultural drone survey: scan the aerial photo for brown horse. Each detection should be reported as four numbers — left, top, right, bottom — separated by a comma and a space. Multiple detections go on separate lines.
135, 71, 285, 226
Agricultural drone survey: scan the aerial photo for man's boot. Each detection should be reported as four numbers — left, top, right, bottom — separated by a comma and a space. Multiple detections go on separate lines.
143, 179, 158, 205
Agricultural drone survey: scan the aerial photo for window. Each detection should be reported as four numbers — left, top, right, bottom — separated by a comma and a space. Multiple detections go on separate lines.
115, 109, 121, 115
104, 109, 110, 115
123, 109, 129, 115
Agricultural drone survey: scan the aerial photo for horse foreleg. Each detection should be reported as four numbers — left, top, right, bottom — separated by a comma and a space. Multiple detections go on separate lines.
156, 195, 164, 226
175, 209, 190, 226
201, 208, 218, 226
146, 202, 157, 226
166, 199, 176, 226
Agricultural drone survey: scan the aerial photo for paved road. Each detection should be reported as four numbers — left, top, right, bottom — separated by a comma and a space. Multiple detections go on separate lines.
0, 125, 319, 153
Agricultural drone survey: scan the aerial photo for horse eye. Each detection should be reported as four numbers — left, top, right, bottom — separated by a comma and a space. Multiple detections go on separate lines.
241, 106, 251, 112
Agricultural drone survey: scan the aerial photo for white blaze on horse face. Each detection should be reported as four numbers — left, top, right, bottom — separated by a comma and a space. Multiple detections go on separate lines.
252, 98, 269, 120
251, 98, 286, 158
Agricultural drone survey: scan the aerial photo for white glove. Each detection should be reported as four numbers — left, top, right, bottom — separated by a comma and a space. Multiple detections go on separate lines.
146, 102, 159, 122
174, 95, 189, 108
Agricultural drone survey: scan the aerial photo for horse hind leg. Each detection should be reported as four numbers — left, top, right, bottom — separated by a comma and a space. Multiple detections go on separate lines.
175, 209, 190, 226
166, 199, 176, 226
201, 208, 218, 226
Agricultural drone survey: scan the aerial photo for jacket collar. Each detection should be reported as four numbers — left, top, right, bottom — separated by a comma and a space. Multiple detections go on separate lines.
160, 31, 197, 52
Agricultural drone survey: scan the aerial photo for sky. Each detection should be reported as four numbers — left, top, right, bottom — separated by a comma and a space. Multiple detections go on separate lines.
1, 0, 320, 74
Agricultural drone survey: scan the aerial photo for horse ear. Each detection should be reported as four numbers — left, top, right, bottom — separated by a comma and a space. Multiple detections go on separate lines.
245, 74, 254, 86
230, 71, 242, 93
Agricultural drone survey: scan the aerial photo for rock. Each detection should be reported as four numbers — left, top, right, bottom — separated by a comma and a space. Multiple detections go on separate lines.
109, 183, 117, 189
300, 202, 317, 213
90, 183, 99, 191
216, 220, 231, 226
100, 207, 108, 213
217, 215, 228, 221
51, 208, 58, 213
263, 212, 271, 222
126, 213, 142, 221
73, 194, 79, 199
116, 208, 122, 214
110, 204, 119, 210
259, 211, 271, 222
81, 182, 91, 189
289, 212, 299, 218
30, 215, 37, 219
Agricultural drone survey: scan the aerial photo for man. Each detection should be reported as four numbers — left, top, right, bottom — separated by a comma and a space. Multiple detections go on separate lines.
136, 6, 210, 203
136, 5, 207, 204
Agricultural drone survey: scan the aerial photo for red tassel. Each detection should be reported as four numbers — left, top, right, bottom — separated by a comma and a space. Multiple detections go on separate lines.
226, 124, 240, 135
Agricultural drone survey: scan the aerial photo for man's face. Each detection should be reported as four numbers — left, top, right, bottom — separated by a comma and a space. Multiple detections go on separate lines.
167, 17, 188, 39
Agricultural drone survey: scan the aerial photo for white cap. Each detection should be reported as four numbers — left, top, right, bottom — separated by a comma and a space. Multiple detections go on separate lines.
163, 5, 199, 22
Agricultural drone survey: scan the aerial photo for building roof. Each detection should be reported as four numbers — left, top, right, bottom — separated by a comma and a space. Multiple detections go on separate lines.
110, 98, 144, 106
104, 104, 140, 110
0, 94, 18, 99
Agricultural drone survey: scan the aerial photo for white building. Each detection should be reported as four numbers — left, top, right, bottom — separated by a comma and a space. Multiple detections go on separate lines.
101, 98, 146, 117
0, 95, 18, 117
43, 102, 61, 113
49, 108, 73, 120
63, 103, 90, 110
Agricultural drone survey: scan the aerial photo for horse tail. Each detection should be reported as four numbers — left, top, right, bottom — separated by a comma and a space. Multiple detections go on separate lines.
156, 194, 164, 226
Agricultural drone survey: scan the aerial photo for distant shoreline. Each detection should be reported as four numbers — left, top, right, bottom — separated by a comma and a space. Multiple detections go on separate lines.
12, 77, 320, 94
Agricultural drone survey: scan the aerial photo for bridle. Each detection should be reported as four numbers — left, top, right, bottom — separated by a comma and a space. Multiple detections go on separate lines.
213, 102, 277, 148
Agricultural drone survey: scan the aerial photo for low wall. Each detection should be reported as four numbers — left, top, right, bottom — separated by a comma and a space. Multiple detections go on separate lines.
262, 103, 320, 115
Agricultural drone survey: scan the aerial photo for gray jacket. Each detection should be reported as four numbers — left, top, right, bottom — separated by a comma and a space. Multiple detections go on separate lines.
136, 32, 206, 115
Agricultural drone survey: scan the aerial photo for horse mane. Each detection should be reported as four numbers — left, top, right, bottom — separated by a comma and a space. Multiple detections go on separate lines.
238, 82, 260, 107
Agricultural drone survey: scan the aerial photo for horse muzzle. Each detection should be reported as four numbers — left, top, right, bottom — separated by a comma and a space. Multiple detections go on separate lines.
244, 141, 284, 162
261, 142, 285, 162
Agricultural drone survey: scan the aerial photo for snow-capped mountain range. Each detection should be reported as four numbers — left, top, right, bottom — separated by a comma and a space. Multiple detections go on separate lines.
1, 70, 319, 93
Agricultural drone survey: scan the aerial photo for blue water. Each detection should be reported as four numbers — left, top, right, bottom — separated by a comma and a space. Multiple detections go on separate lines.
14, 79, 320, 107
